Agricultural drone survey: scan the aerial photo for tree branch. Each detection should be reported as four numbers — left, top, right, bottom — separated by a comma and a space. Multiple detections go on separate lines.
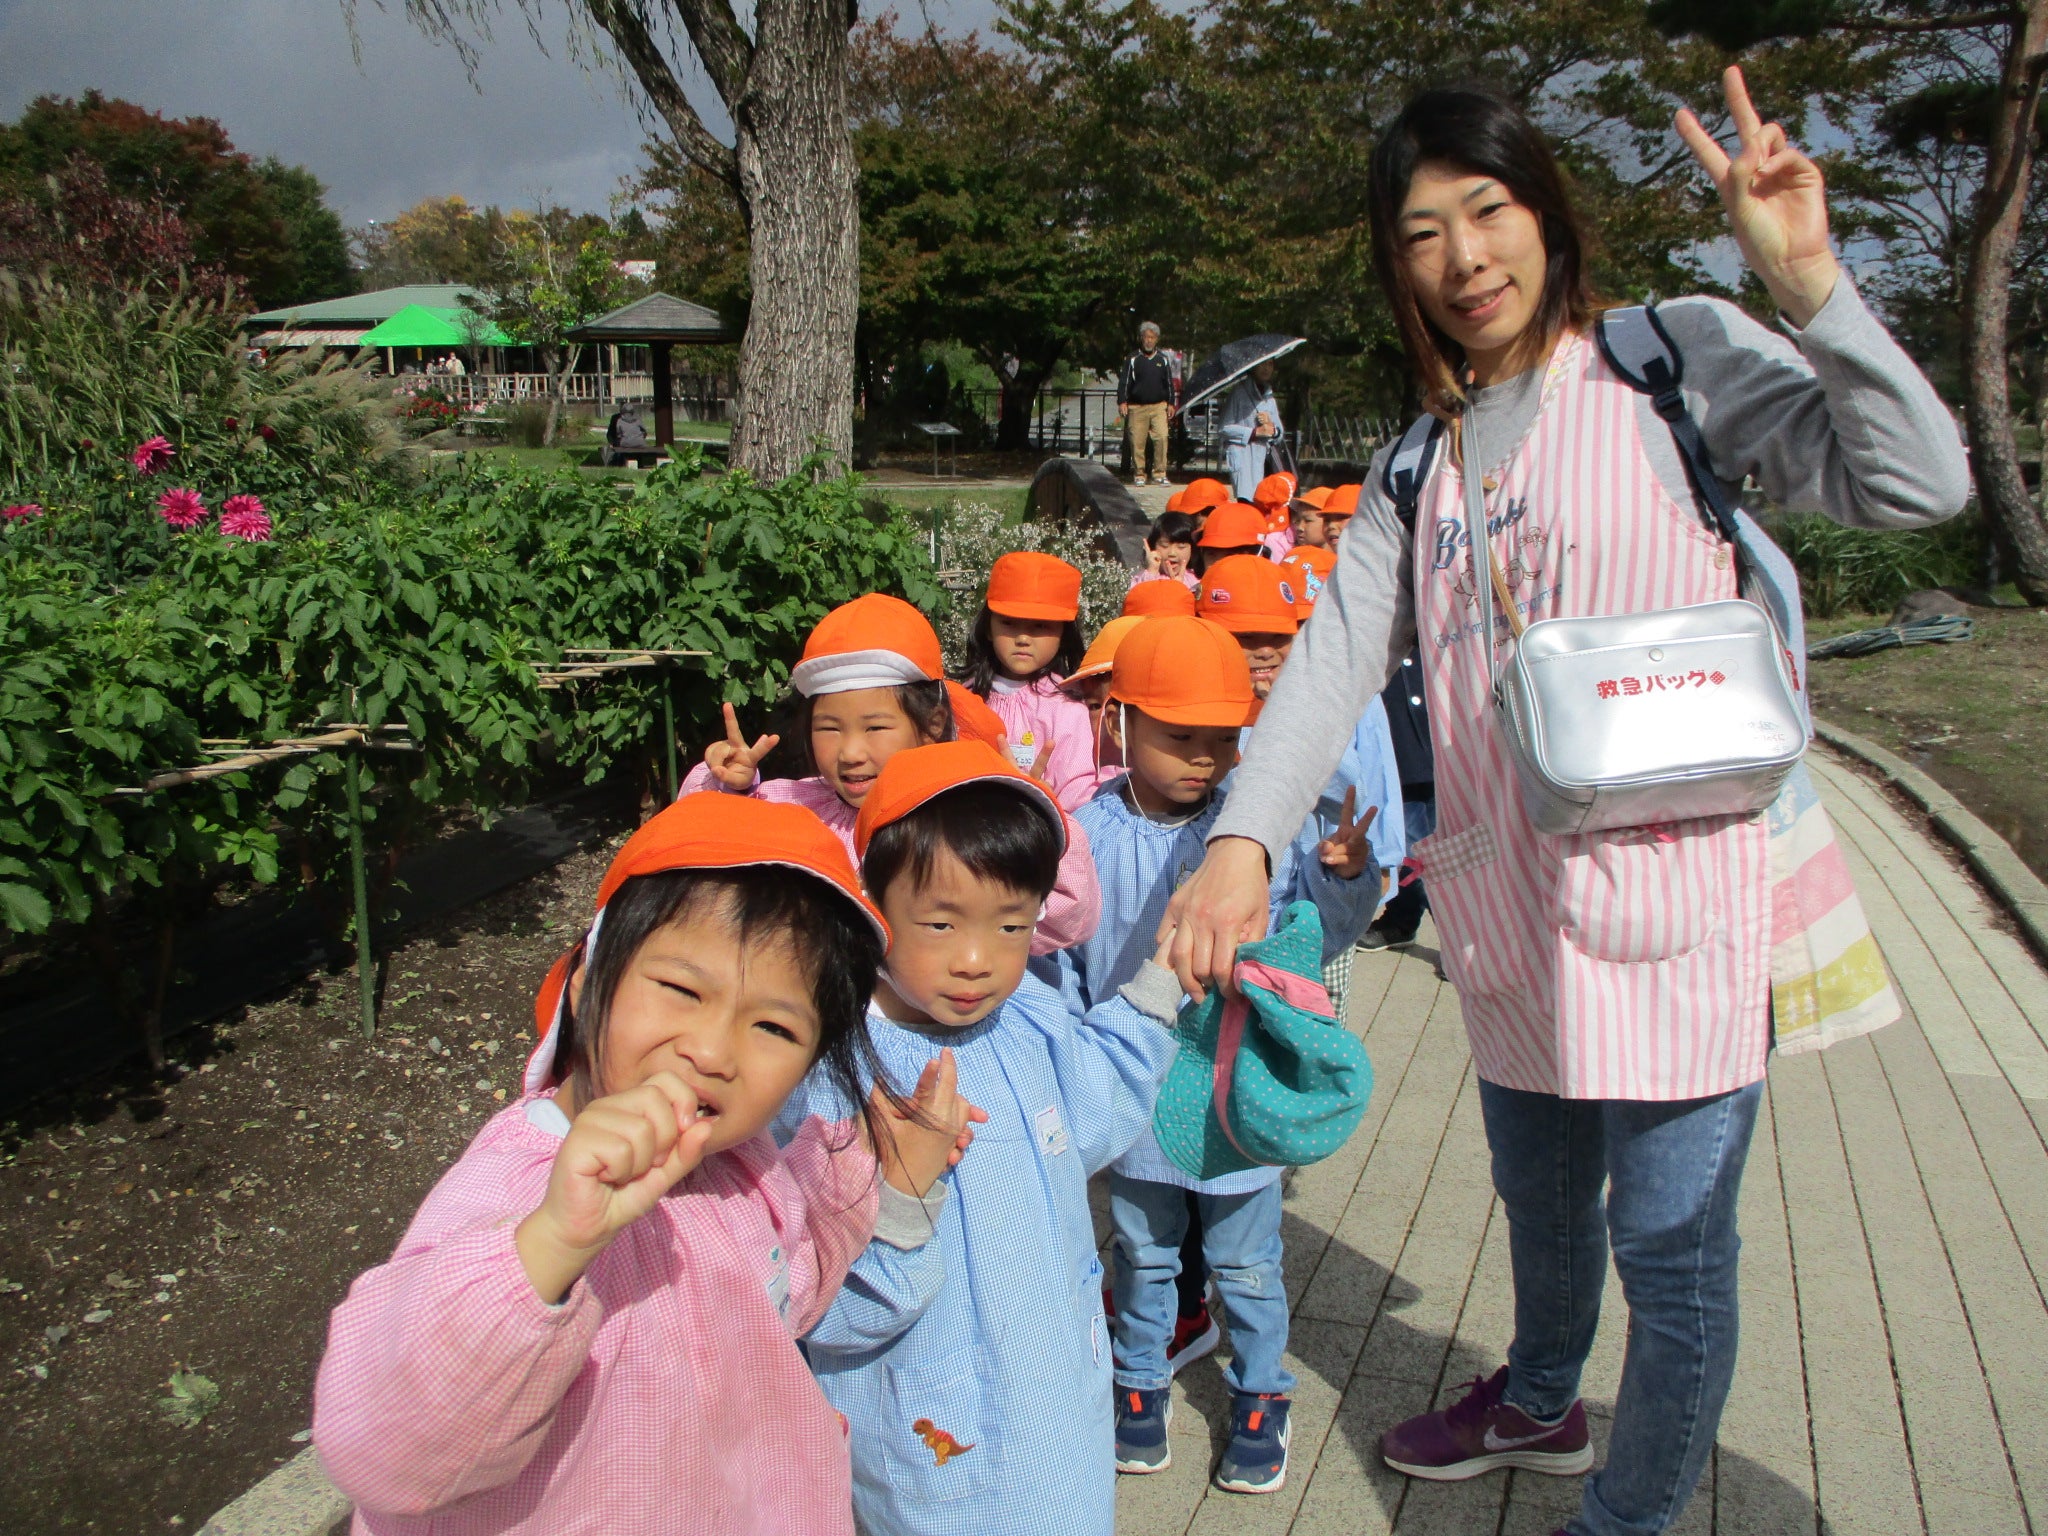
662, 0, 756, 108
1846, 8, 2019, 33
582, 0, 742, 192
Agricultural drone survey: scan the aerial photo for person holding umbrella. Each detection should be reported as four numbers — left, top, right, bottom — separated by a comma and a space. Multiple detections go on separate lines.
1154, 69, 1966, 1536
1220, 360, 1283, 502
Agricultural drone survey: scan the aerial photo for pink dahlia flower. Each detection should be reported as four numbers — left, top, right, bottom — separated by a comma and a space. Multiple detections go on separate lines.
131, 435, 175, 474
2, 502, 43, 521
157, 487, 209, 531
219, 494, 272, 542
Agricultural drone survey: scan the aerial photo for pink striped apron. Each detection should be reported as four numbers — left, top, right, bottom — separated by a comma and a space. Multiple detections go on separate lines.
1410, 334, 1773, 1100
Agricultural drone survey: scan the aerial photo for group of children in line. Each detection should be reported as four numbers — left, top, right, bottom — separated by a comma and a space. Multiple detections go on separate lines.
313, 470, 1405, 1536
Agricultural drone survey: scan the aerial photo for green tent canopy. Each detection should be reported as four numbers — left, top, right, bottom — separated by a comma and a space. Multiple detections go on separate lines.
359, 304, 512, 349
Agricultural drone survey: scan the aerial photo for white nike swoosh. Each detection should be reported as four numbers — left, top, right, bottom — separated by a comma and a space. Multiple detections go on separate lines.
1482, 1425, 1562, 1452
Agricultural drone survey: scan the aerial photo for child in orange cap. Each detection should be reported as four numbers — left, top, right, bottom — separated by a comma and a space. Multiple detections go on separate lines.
1286, 484, 1336, 557
1279, 544, 1336, 614
1251, 472, 1296, 535
1045, 611, 1394, 1497
682, 592, 1102, 956
1193, 502, 1272, 576
1062, 613, 1145, 795
959, 551, 1099, 813
1122, 579, 1197, 619
781, 741, 1182, 1536
1318, 483, 1362, 552
1130, 509, 1200, 592
315, 796, 980, 1536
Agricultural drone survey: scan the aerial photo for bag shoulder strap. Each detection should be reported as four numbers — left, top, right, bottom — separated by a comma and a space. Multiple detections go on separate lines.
1594, 305, 1742, 546
1380, 412, 1447, 529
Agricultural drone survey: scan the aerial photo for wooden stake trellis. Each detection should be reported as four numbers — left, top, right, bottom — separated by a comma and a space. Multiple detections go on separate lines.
98, 646, 708, 1046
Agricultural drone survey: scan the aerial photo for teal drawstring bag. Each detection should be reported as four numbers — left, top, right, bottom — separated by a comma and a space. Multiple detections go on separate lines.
1152, 902, 1374, 1181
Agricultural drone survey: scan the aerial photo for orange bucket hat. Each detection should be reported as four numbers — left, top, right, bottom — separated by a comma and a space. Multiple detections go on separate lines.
1065, 614, 1146, 686
791, 593, 944, 698
1198, 554, 1301, 636
985, 552, 1082, 623
525, 796, 888, 1093
1198, 503, 1271, 550
1323, 483, 1363, 517
1108, 616, 1260, 728
1179, 477, 1231, 514
1280, 546, 1337, 616
945, 680, 1008, 752
853, 739, 1066, 860
1122, 579, 1197, 618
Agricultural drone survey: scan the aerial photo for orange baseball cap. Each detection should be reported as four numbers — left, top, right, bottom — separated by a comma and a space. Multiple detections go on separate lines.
853, 739, 1066, 860
1122, 579, 1197, 618
1280, 546, 1336, 616
945, 680, 1007, 752
986, 552, 1082, 622
792, 593, 944, 697
1065, 614, 1146, 685
1252, 473, 1296, 511
1292, 485, 1333, 513
1198, 555, 1301, 636
1179, 477, 1231, 513
1323, 483, 1363, 517
526, 795, 888, 1092
1198, 503, 1271, 549
1163, 487, 1187, 513
1108, 616, 1260, 727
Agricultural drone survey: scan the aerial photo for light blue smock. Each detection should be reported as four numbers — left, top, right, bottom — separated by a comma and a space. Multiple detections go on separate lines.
777, 974, 1173, 1536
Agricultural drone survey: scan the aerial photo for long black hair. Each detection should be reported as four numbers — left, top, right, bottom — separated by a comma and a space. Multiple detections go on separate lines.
552, 866, 910, 1158
958, 606, 1087, 696
1367, 85, 1600, 400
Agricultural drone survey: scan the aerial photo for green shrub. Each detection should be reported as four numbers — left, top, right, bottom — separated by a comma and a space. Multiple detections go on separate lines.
925, 499, 1130, 668
1764, 510, 1983, 619
504, 400, 552, 449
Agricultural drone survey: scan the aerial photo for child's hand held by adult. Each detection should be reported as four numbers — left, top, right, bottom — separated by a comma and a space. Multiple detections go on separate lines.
1674, 65, 1838, 328
1317, 787, 1379, 881
870, 1048, 987, 1197
515, 1072, 714, 1302
703, 701, 780, 793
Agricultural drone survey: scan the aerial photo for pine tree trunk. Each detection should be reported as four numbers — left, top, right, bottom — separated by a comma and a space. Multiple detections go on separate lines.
1963, 0, 2048, 604
729, 0, 858, 480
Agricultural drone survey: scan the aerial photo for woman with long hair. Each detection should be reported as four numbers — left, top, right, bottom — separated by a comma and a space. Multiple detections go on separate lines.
1157, 69, 1967, 1536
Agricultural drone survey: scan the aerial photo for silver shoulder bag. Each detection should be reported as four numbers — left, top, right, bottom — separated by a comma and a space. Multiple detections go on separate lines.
1456, 324, 1807, 837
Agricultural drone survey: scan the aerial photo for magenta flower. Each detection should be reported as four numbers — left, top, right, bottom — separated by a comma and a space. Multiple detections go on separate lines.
2, 502, 43, 521
219, 494, 272, 542
156, 487, 209, 531
131, 435, 175, 474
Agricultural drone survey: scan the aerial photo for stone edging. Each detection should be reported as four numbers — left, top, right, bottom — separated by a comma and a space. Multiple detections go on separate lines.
196, 1447, 350, 1536
1816, 718, 2048, 967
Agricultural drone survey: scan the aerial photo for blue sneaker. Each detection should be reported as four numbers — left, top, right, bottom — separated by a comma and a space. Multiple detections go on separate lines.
1115, 1385, 1173, 1473
1214, 1392, 1290, 1493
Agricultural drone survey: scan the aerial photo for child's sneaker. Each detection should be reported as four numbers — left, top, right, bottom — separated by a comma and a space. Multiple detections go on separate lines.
1213, 1392, 1290, 1493
1115, 1386, 1173, 1473
1166, 1295, 1221, 1376
1379, 1366, 1591, 1480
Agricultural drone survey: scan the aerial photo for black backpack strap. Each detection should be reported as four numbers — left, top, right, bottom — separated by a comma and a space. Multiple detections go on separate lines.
1594, 305, 1744, 547
1381, 413, 1447, 530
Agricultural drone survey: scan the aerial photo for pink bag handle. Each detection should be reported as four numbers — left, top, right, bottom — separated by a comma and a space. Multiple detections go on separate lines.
1209, 960, 1337, 1163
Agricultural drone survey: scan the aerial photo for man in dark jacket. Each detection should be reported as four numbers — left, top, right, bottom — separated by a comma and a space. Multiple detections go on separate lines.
1117, 322, 1181, 486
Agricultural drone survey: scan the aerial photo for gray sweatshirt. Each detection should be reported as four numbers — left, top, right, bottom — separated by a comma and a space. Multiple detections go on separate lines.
1212, 277, 1971, 864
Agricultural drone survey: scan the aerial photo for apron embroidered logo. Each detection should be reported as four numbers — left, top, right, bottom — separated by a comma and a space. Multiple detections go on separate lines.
911, 1419, 976, 1466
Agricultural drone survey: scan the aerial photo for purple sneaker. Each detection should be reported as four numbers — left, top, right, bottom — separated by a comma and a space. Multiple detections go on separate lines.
1379, 1366, 1593, 1481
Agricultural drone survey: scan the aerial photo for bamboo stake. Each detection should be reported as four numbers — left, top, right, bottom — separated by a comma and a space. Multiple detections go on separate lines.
343, 748, 377, 1040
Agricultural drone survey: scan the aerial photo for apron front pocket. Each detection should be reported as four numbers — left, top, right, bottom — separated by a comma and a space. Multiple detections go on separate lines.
882, 1350, 995, 1503
1556, 824, 1723, 964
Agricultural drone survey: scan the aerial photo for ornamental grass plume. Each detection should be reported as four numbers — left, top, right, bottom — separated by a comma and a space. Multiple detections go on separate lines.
219, 494, 272, 542
131, 435, 175, 474
157, 487, 209, 531
3, 502, 43, 521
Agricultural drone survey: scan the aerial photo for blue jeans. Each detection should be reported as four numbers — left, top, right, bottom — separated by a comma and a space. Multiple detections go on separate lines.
1108, 1173, 1296, 1397
1479, 1078, 1763, 1536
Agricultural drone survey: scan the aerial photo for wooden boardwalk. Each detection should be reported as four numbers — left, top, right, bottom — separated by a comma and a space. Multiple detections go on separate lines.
1106, 745, 2048, 1536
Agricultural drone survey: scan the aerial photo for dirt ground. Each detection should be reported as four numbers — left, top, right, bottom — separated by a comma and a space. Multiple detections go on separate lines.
1807, 606, 2048, 884
0, 829, 625, 1534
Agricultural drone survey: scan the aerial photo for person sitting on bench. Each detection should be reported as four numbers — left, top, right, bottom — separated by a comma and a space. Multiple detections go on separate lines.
602, 403, 663, 466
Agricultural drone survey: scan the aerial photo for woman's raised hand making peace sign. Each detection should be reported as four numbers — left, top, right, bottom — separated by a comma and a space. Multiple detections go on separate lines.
1675, 65, 1840, 328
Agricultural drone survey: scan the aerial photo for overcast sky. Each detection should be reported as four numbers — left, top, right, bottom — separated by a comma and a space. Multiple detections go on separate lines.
0, 0, 1002, 226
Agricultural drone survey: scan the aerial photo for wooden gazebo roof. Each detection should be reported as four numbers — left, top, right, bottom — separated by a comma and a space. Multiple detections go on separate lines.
569, 292, 737, 344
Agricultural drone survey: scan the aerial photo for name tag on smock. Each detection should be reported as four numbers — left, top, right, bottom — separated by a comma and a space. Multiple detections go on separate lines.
1036, 1104, 1069, 1158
